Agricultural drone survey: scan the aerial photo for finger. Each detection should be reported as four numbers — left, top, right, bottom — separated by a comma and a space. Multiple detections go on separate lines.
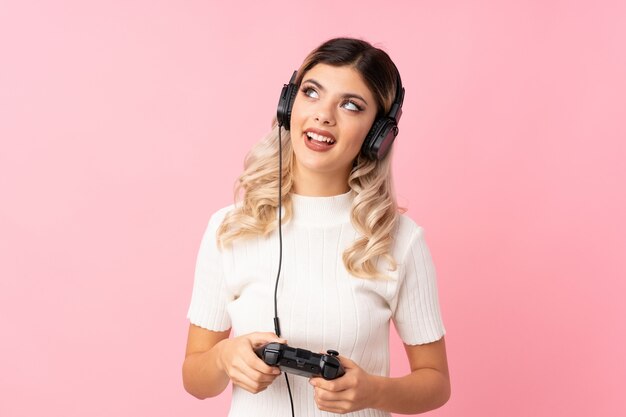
223, 352, 274, 393
254, 361, 282, 377
243, 350, 283, 376
314, 393, 351, 414
316, 402, 349, 414
235, 380, 270, 394
230, 356, 279, 385
232, 369, 273, 394
248, 332, 287, 347
337, 355, 356, 368
237, 358, 281, 383
310, 376, 349, 392
251, 370, 281, 384
313, 385, 350, 401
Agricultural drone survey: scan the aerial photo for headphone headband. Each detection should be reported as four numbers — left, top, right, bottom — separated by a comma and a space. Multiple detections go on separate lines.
387, 69, 405, 122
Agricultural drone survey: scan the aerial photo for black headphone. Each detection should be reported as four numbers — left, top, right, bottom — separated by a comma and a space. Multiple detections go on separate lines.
276, 69, 405, 160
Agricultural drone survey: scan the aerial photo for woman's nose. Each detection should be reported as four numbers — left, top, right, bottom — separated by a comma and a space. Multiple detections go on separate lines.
314, 101, 336, 125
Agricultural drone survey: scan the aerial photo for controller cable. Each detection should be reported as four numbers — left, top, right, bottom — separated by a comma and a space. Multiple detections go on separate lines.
274, 123, 295, 417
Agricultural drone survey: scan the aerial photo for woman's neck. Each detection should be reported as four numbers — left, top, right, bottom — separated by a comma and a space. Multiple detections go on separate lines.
292, 165, 351, 196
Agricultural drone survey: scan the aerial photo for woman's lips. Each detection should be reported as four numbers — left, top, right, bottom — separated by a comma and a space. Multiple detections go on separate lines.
303, 132, 335, 152
304, 128, 336, 143
302, 128, 336, 153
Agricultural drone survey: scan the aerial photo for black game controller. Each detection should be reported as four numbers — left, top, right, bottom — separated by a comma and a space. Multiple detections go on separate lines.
255, 343, 346, 380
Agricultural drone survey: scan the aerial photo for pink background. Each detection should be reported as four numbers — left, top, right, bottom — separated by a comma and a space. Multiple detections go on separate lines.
1, 1, 625, 416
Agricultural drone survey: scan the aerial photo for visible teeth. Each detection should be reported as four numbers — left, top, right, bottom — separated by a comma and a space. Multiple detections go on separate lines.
306, 132, 335, 144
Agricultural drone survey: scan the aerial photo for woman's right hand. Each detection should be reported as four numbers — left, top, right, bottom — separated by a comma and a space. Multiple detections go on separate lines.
217, 332, 287, 394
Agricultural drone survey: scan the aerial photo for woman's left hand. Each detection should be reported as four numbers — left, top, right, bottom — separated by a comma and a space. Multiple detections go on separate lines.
309, 356, 378, 414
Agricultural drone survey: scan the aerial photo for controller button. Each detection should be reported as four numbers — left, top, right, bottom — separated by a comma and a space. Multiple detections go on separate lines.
265, 351, 279, 364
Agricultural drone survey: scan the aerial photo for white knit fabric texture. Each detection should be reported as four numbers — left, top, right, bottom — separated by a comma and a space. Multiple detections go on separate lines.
187, 191, 445, 417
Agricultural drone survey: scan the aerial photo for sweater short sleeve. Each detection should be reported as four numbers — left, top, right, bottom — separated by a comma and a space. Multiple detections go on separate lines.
392, 225, 446, 345
186, 208, 232, 331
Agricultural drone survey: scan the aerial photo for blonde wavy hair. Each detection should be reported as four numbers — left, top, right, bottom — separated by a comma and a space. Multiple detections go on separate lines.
217, 38, 403, 279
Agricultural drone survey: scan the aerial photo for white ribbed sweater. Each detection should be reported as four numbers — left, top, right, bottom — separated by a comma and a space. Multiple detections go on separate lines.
187, 191, 445, 417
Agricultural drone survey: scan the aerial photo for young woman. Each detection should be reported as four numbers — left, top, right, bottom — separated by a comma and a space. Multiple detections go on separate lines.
183, 37, 450, 416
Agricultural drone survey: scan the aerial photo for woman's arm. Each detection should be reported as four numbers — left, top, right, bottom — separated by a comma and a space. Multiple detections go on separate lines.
371, 337, 450, 414
310, 337, 450, 414
182, 324, 231, 399
182, 324, 287, 399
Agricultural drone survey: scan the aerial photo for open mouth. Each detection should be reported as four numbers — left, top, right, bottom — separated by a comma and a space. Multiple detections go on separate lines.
306, 131, 336, 145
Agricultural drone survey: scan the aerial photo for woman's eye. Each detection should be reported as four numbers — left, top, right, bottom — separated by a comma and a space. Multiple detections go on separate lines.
342, 100, 362, 112
303, 87, 319, 99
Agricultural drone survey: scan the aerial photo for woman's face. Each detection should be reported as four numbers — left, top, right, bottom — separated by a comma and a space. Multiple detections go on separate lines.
289, 63, 378, 184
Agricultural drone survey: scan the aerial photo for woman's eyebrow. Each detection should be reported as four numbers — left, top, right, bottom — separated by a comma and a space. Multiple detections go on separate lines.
302, 78, 369, 105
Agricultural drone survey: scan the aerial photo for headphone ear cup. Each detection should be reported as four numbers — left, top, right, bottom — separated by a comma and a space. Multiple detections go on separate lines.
277, 72, 298, 130
361, 118, 399, 160
362, 118, 386, 158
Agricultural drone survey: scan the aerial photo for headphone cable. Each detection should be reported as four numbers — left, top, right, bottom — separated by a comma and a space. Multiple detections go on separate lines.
275, 123, 295, 417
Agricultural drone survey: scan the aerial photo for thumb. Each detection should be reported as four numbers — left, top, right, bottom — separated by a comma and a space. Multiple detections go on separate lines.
337, 355, 356, 369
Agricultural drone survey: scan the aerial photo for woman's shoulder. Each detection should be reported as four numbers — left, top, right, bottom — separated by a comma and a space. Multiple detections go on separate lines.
393, 212, 429, 257
206, 203, 238, 229
396, 212, 425, 236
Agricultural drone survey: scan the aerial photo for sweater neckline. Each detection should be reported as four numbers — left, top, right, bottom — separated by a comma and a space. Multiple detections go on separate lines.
289, 190, 353, 226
